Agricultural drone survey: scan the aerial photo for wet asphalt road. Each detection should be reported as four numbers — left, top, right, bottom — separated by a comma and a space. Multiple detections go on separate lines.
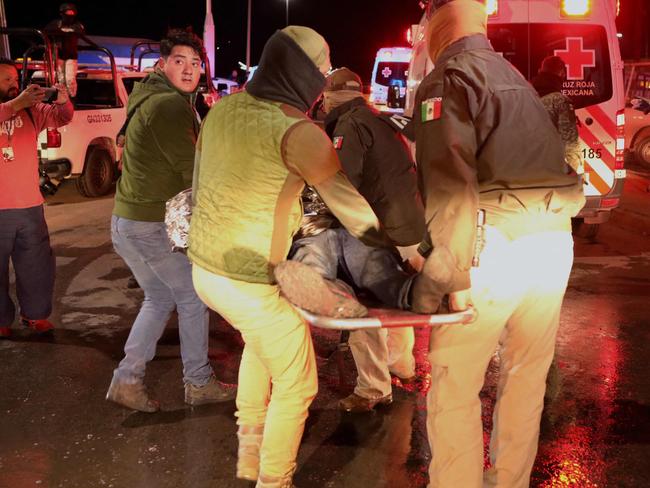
1, 169, 650, 488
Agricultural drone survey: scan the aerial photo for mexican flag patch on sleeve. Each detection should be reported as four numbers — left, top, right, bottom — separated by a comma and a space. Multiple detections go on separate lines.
333, 136, 344, 149
421, 97, 442, 122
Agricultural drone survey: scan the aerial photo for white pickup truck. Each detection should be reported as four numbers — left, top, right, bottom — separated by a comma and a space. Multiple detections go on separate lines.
37, 68, 146, 197
5, 29, 217, 197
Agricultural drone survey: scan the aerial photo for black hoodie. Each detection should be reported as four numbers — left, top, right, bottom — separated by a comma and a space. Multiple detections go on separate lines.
531, 71, 564, 98
246, 31, 325, 113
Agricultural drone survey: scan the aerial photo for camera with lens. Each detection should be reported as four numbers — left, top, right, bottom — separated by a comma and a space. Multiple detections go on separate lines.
39, 169, 60, 196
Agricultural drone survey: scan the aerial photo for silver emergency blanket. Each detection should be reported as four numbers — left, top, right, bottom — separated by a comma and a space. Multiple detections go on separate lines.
165, 188, 193, 252
295, 186, 339, 240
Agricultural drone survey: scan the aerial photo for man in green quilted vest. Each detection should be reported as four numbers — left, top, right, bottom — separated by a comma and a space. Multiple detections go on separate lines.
189, 26, 392, 488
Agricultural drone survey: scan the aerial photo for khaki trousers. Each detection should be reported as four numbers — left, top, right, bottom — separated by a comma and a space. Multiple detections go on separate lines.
349, 327, 415, 399
192, 264, 318, 478
426, 227, 574, 488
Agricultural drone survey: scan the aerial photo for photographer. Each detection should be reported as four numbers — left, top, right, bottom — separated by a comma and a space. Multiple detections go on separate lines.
0, 58, 73, 338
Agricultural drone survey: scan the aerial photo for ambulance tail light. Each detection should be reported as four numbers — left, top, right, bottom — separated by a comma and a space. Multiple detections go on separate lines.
561, 0, 591, 17
615, 109, 625, 169
46, 128, 61, 148
486, 0, 498, 16
601, 197, 619, 209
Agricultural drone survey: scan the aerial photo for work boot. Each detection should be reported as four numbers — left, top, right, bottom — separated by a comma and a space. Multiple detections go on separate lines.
274, 260, 368, 318
338, 392, 392, 413
0, 327, 11, 339
20, 317, 54, 333
237, 424, 264, 481
256, 468, 296, 488
106, 377, 160, 413
184, 375, 236, 406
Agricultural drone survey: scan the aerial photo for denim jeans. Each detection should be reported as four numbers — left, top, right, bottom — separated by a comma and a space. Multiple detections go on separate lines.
0, 205, 55, 326
290, 228, 410, 308
290, 228, 415, 399
111, 215, 213, 386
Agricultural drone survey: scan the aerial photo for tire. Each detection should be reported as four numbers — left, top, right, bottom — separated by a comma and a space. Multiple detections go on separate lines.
635, 136, 650, 168
75, 147, 115, 197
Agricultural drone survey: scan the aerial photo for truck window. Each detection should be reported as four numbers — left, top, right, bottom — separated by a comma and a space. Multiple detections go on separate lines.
630, 71, 650, 99
122, 77, 140, 95
487, 23, 613, 109
74, 79, 120, 110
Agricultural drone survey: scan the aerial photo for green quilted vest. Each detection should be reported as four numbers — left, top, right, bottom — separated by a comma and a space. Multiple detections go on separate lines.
188, 92, 305, 284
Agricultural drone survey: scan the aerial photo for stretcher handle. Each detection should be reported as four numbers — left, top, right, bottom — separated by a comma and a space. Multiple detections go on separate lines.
298, 306, 477, 330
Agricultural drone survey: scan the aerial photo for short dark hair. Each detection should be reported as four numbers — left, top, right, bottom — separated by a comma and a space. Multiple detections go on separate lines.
160, 29, 203, 59
0, 57, 15, 68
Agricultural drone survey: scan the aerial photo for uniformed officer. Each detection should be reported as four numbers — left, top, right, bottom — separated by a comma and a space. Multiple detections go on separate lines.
532, 55, 582, 176
410, 1, 585, 487
288, 68, 426, 412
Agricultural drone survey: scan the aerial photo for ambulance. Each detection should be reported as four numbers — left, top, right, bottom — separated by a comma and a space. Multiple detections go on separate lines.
369, 47, 412, 112
406, 0, 625, 234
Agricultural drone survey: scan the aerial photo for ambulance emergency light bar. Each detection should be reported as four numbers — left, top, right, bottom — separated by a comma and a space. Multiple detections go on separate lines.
485, 0, 591, 18
561, 0, 591, 17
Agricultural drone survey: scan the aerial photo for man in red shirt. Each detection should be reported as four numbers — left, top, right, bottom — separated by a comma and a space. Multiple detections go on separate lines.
0, 58, 73, 338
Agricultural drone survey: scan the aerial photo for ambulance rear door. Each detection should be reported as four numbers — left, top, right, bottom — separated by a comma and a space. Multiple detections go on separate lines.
489, 1, 625, 224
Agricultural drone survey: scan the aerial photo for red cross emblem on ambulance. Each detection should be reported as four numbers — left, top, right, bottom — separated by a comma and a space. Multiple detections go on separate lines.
554, 37, 596, 81
381, 66, 393, 78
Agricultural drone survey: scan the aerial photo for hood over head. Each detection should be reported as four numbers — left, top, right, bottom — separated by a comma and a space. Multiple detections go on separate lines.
246, 26, 329, 113
531, 71, 565, 98
126, 70, 196, 119
426, 0, 487, 63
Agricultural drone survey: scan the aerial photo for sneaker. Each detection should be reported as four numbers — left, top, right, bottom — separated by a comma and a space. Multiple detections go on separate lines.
0, 327, 11, 339
20, 317, 54, 333
185, 376, 236, 406
106, 377, 160, 413
274, 260, 368, 318
338, 392, 393, 413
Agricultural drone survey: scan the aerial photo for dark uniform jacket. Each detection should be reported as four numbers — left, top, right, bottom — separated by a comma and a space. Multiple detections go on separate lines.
324, 97, 425, 246
413, 34, 585, 292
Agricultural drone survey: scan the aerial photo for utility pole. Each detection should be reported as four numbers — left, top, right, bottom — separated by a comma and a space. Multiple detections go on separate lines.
0, 0, 10, 59
246, 0, 251, 76
203, 0, 215, 77
285, 0, 289, 27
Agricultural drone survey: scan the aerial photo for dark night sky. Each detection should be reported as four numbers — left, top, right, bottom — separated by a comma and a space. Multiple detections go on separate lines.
5, 1, 648, 79
6, 0, 422, 81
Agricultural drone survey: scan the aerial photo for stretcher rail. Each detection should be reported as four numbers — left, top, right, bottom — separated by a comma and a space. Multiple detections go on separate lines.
298, 306, 477, 330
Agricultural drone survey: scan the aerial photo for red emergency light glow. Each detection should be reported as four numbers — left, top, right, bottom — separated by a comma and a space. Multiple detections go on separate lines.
561, 0, 591, 17
615, 109, 625, 170
600, 198, 619, 208
46, 128, 61, 148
